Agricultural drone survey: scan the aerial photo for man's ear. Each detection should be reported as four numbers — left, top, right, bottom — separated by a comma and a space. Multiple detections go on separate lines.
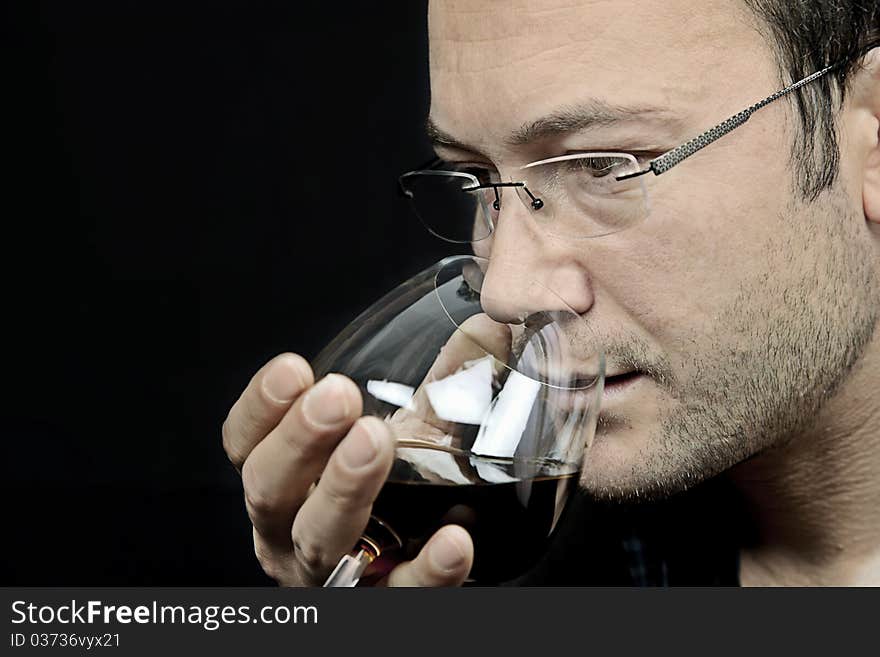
859, 49, 880, 223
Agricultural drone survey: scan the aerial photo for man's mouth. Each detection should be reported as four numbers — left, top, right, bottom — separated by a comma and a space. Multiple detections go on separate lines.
559, 368, 646, 393
603, 370, 645, 394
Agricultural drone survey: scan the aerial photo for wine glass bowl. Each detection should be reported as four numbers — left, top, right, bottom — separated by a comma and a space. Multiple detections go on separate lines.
313, 256, 604, 585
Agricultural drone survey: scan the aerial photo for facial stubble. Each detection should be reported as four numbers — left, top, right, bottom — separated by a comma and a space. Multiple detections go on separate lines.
581, 187, 880, 503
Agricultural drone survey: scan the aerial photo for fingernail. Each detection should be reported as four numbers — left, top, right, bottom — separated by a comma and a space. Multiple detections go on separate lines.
262, 355, 308, 403
430, 532, 466, 572
340, 420, 380, 469
302, 374, 351, 426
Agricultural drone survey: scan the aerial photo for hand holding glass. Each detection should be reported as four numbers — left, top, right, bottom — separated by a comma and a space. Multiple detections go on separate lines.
313, 256, 604, 586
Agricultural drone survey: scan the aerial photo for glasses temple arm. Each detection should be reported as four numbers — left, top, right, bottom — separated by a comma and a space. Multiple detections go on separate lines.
616, 62, 840, 182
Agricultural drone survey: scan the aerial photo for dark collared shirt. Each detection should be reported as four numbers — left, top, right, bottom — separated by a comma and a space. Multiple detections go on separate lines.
512, 477, 746, 586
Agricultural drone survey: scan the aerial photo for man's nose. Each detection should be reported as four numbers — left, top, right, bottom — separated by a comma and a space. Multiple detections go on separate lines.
477, 199, 595, 323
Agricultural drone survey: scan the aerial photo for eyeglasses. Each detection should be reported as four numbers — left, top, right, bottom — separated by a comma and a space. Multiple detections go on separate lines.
399, 62, 840, 243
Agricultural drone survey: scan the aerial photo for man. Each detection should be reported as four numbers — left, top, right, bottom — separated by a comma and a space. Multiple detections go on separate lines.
222, 0, 880, 586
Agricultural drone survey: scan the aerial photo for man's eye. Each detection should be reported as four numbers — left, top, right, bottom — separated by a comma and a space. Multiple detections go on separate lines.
462, 168, 497, 185
568, 156, 626, 178
444, 162, 497, 184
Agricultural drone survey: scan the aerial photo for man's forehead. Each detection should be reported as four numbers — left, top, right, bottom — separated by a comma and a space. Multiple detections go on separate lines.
427, 0, 770, 156
428, 0, 752, 63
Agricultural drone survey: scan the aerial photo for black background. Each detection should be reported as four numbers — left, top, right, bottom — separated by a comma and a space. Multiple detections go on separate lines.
3, 0, 464, 584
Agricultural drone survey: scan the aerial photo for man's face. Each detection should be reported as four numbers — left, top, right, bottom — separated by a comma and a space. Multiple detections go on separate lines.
427, 0, 879, 500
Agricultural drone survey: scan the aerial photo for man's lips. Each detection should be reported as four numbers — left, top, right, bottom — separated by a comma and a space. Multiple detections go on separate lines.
606, 369, 640, 381
529, 359, 646, 390
545, 369, 645, 418
603, 370, 645, 394
558, 369, 644, 391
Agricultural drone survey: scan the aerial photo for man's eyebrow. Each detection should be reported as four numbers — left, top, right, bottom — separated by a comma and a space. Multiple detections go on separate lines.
426, 100, 675, 152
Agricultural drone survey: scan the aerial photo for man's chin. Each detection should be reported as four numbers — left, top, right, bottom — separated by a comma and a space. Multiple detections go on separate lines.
576, 383, 702, 502
578, 418, 690, 503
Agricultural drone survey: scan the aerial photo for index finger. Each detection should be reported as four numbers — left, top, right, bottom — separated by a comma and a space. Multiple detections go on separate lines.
222, 353, 314, 470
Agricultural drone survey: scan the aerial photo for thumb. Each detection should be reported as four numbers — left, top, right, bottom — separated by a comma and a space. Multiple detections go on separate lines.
383, 525, 474, 587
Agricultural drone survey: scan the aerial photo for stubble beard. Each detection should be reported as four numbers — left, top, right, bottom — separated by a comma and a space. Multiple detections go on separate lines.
580, 187, 880, 504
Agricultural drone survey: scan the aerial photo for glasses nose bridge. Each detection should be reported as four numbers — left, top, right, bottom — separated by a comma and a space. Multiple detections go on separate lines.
488, 173, 546, 217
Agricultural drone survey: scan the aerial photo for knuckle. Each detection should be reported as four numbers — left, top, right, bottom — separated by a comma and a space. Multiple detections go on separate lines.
254, 543, 287, 583
241, 460, 279, 519
280, 403, 356, 465
277, 419, 321, 462
244, 490, 275, 522
292, 535, 330, 576
222, 389, 272, 465
321, 475, 372, 514
260, 560, 284, 583
253, 538, 276, 571
221, 418, 247, 469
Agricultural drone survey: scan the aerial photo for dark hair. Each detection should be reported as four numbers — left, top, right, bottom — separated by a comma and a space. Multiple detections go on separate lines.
741, 0, 880, 200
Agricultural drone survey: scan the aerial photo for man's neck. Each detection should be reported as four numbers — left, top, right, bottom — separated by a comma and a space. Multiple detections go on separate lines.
729, 345, 880, 586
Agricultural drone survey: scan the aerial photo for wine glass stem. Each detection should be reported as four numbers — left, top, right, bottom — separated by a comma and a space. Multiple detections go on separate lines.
323, 548, 375, 587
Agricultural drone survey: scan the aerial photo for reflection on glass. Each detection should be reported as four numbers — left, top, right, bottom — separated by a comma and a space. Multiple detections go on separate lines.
315, 256, 604, 586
